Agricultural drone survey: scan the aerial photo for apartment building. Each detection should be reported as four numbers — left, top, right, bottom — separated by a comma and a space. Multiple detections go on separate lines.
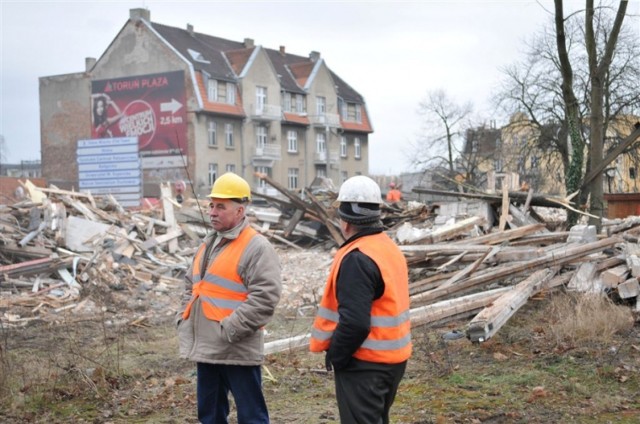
461, 113, 640, 196
39, 8, 372, 203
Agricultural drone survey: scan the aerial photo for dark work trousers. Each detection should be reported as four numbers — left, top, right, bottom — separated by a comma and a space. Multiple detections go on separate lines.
334, 358, 407, 424
196, 362, 269, 424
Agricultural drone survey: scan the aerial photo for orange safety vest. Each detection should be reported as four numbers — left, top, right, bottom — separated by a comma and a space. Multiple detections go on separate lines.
182, 226, 257, 321
310, 232, 412, 364
386, 189, 402, 202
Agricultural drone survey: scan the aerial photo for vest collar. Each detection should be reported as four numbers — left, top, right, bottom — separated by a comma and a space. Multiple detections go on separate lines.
340, 227, 384, 247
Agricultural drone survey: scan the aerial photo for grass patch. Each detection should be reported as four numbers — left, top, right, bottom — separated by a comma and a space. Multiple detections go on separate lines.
1, 293, 638, 423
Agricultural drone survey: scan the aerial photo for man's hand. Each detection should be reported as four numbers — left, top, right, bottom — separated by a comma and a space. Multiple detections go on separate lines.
325, 352, 333, 372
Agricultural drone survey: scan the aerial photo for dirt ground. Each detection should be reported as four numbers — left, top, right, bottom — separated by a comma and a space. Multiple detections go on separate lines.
2, 247, 640, 423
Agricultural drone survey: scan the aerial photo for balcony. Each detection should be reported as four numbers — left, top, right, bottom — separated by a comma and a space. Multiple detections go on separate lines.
314, 149, 340, 164
254, 143, 282, 160
251, 104, 282, 121
309, 113, 341, 128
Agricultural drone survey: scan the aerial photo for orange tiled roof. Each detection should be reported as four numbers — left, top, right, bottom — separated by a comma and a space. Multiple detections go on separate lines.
195, 73, 245, 117
283, 112, 310, 126
225, 48, 255, 75
288, 62, 314, 88
340, 107, 373, 133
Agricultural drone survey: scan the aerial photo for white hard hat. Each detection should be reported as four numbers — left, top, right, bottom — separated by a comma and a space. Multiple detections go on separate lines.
337, 175, 382, 204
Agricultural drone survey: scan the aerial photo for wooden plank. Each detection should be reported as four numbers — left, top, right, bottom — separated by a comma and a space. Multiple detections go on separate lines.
412, 237, 620, 305
626, 255, 640, 277
161, 183, 179, 254
283, 209, 305, 238
467, 268, 557, 342
451, 223, 546, 246
18, 222, 46, 247
0, 243, 51, 259
523, 187, 534, 212
263, 287, 512, 356
567, 262, 598, 292
617, 278, 640, 299
408, 216, 485, 245
509, 204, 549, 231
140, 229, 184, 250
303, 189, 344, 245
499, 175, 510, 231
438, 249, 491, 290
601, 265, 629, 287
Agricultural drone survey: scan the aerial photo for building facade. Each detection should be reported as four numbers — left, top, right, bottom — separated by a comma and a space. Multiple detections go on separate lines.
39, 8, 372, 200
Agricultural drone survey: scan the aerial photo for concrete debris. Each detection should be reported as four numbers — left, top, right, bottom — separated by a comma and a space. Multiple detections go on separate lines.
1, 177, 639, 349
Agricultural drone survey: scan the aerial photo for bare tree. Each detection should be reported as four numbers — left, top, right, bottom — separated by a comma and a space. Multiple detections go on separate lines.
496, 0, 637, 225
583, 0, 629, 226
410, 90, 474, 190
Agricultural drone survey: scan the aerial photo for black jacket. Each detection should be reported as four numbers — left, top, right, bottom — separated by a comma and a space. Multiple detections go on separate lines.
327, 228, 385, 370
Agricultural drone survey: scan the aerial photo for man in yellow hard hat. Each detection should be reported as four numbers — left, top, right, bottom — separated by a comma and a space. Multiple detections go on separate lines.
176, 172, 282, 424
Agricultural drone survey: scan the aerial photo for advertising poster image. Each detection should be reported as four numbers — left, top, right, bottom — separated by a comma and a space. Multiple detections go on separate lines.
91, 70, 188, 162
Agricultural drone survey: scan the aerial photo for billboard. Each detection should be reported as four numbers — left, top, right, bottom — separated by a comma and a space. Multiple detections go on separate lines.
91, 71, 187, 168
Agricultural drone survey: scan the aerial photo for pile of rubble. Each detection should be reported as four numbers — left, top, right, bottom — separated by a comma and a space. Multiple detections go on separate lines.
2, 177, 639, 348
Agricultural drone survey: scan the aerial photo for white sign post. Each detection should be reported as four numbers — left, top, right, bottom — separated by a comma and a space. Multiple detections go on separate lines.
77, 137, 142, 208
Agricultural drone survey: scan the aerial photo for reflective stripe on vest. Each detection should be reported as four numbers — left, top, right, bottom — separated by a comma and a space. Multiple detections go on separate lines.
182, 226, 257, 321
309, 232, 412, 364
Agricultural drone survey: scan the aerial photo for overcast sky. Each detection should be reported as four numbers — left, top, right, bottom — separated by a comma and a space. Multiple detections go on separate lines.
1, 0, 637, 175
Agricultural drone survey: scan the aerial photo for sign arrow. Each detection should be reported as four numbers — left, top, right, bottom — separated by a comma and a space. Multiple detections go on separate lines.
160, 98, 183, 114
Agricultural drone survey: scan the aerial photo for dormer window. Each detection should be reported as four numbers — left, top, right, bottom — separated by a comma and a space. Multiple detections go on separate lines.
188, 48, 210, 64
208, 79, 218, 102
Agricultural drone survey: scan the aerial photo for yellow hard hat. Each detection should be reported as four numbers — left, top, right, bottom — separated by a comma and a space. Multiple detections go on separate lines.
208, 172, 251, 201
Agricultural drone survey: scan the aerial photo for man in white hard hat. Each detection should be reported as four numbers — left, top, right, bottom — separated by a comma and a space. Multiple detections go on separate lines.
310, 175, 411, 424
177, 172, 282, 424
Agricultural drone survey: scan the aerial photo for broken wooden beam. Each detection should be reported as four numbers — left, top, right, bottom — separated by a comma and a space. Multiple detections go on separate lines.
412, 237, 621, 305
467, 268, 557, 343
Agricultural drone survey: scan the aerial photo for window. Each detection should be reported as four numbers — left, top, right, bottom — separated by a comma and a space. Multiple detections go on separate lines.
188, 49, 210, 63
207, 79, 218, 102
316, 166, 326, 178
288, 130, 298, 153
225, 123, 234, 147
255, 166, 271, 188
355, 104, 362, 122
354, 138, 361, 159
256, 86, 267, 113
340, 136, 347, 157
256, 126, 267, 149
288, 168, 299, 190
226, 82, 235, 105
226, 164, 236, 173
341, 171, 348, 183
208, 163, 218, 186
208, 120, 217, 147
339, 99, 346, 119
316, 132, 326, 153
283, 93, 292, 112
316, 96, 326, 115
630, 167, 636, 180
296, 94, 304, 113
